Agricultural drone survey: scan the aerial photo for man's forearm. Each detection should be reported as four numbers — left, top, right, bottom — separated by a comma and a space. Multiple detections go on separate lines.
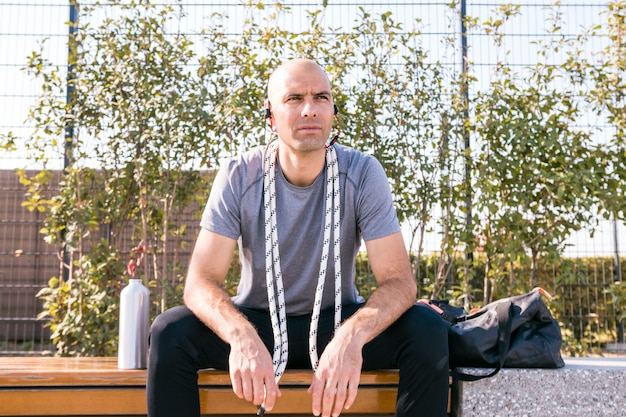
183, 275, 259, 345
335, 275, 416, 349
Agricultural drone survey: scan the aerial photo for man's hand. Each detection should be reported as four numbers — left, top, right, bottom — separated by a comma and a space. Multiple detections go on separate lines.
308, 333, 362, 417
229, 335, 281, 412
307, 233, 416, 417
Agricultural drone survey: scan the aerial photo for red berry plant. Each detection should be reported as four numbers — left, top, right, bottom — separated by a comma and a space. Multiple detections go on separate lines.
127, 244, 145, 278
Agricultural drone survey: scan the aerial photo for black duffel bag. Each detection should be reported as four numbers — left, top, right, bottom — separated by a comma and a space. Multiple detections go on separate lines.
421, 288, 565, 381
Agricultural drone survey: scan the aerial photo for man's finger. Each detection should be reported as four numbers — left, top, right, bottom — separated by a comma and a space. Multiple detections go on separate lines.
332, 384, 348, 417
242, 378, 253, 402
344, 381, 359, 410
308, 377, 324, 416
260, 377, 281, 411
231, 374, 244, 399
252, 378, 265, 406
321, 383, 337, 417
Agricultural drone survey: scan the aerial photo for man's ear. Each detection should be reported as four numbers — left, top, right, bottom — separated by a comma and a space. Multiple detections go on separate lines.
264, 100, 277, 132
263, 99, 272, 119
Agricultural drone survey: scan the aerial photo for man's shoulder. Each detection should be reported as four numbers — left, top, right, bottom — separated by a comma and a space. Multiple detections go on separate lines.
335, 144, 382, 173
228, 145, 264, 163
220, 146, 264, 173
213, 146, 265, 196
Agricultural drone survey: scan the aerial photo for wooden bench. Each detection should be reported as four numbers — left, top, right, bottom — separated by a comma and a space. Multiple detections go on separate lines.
0, 357, 461, 417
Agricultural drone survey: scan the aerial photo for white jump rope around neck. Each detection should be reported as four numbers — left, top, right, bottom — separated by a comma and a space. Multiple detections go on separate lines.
259, 136, 342, 415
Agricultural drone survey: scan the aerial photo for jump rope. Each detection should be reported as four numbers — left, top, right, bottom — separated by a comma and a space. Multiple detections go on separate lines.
259, 120, 342, 415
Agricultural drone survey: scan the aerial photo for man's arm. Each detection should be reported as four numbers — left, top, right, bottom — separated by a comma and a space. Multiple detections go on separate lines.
308, 231, 416, 417
183, 228, 281, 411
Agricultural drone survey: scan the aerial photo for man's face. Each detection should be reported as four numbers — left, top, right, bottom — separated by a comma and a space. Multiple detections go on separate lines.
267, 60, 335, 154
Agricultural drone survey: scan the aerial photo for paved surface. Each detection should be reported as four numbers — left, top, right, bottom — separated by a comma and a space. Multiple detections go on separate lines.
460, 357, 626, 416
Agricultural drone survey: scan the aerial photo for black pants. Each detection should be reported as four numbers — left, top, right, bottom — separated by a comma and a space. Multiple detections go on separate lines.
146, 303, 449, 417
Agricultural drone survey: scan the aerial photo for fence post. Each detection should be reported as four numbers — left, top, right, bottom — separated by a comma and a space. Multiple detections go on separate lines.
614, 217, 624, 343
61, 0, 79, 283
459, 0, 474, 310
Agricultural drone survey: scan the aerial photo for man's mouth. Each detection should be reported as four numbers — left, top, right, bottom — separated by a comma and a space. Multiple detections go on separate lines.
297, 125, 323, 133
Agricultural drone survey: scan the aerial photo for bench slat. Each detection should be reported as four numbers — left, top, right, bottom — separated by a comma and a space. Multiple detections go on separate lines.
0, 387, 397, 416
0, 389, 147, 416
0, 357, 400, 387
199, 387, 397, 414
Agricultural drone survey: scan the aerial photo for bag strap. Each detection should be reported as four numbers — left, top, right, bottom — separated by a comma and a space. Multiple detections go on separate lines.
417, 299, 466, 323
450, 300, 514, 382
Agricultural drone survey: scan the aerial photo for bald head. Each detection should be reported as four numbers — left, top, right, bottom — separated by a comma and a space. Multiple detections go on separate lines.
267, 59, 332, 105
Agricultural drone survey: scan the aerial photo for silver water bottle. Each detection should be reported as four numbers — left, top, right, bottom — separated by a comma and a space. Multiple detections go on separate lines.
118, 279, 150, 369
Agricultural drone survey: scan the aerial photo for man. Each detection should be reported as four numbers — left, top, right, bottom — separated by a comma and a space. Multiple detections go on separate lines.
147, 58, 449, 417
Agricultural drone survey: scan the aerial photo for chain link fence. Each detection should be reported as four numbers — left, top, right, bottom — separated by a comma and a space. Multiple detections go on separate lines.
0, 1, 624, 355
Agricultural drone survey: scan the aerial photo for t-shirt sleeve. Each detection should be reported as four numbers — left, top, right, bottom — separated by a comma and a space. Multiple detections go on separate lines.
199, 158, 242, 240
356, 156, 401, 241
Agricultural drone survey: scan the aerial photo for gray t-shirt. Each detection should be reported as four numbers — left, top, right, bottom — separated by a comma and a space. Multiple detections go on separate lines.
200, 143, 401, 315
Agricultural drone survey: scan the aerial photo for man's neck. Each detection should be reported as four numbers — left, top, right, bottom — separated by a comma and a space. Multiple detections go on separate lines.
277, 146, 326, 187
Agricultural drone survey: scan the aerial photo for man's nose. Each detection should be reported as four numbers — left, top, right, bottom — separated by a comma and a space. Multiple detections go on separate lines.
301, 99, 318, 117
